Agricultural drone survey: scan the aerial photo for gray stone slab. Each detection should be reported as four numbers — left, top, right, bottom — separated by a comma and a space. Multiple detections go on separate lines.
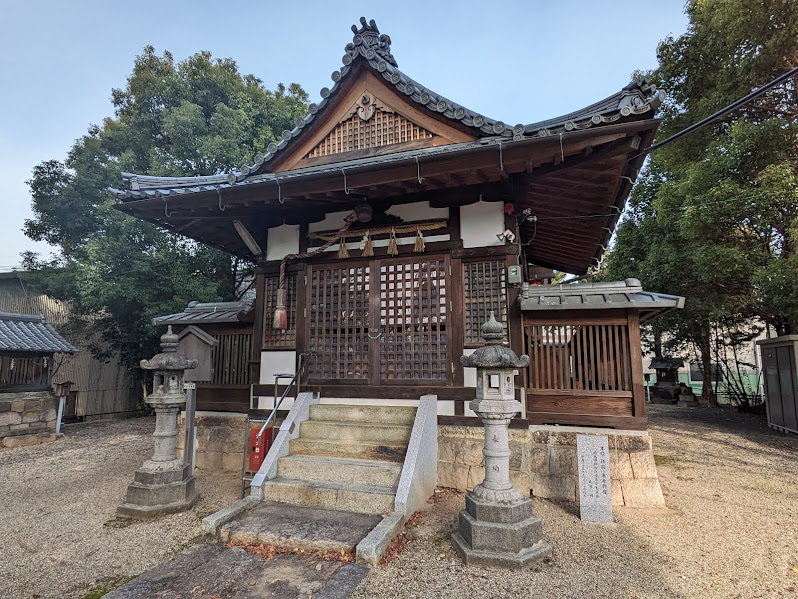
105, 545, 225, 598
577, 433, 613, 523
107, 543, 354, 599
220, 501, 382, 552
314, 563, 371, 599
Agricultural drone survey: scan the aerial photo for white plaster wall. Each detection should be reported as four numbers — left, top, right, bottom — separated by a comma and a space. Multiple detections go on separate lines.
460, 200, 504, 248
308, 210, 351, 233
265, 224, 299, 261
258, 350, 297, 409
386, 201, 449, 222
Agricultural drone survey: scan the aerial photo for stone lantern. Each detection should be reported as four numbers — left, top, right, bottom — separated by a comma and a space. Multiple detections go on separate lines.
452, 312, 552, 568
117, 326, 199, 519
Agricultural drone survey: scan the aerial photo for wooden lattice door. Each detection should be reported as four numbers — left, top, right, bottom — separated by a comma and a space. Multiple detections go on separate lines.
307, 262, 371, 381
378, 256, 450, 384
306, 256, 451, 387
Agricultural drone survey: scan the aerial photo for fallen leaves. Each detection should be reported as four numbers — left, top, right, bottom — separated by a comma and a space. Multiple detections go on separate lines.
227, 540, 355, 564
379, 511, 426, 565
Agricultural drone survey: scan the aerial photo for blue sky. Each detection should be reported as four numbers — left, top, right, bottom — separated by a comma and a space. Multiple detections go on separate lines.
0, 0, 689, 269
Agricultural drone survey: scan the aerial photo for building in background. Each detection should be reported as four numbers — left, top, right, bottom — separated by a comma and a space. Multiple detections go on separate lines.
0, 271, 139, 419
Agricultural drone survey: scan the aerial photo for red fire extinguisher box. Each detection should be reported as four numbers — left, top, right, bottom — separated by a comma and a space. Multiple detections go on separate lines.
248, 425, 273, 471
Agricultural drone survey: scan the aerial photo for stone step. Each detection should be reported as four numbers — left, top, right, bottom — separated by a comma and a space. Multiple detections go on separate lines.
277, 454, 402, 488
309, 404, 417, 425
262, 477, 396, 515
299, 420, 412, 444
218, 501, 382, 554
289, 437, 408, 463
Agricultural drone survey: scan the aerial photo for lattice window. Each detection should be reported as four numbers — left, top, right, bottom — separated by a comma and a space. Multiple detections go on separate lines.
262, 276, 297, 349
525, 323, 632, 391
306, 108, 434, 159
307, 264, 371, 380
463, 261, 508, 346
379, 259, 448, 381
210, 332, 252, 386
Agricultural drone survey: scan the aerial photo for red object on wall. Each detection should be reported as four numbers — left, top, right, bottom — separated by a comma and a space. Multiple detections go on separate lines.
248, 425, 273, 471
504, 202, 515, 215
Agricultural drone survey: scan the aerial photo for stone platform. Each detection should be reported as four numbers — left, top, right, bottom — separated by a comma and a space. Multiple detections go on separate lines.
452, 491, 552, 568
117, 463, 197, 519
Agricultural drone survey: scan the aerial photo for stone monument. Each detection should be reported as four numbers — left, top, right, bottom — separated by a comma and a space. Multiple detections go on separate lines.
452, 312, 552, 568
117, 326, 199, 519
576, 434, 613, 523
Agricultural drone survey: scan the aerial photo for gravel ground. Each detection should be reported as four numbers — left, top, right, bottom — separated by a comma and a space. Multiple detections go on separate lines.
352, 405, 798, 599
2, 407, 797, 599
0, 417, 240, 599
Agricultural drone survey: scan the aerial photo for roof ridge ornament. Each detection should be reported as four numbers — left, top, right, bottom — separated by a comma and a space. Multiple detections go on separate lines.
349, 17, 397, 68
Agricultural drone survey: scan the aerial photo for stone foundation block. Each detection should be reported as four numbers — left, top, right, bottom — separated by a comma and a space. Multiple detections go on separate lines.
531, 472, 577, 502
196, 450, 224, 471
458, 510, 543, 554
3, 432, 57, 448
0, 411, 21, 426
465, 493, 533, 524
11, 400, 25, 412
222, 451, 245, 472
629, 451, 658, 479
610, 452, 635, 479
620, 478, 665, 507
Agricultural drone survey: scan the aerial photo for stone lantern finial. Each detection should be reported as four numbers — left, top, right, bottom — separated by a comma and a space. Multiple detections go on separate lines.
461, 311, 529, 372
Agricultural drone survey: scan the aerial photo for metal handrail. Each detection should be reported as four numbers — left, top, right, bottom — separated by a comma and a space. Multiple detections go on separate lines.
255, 352, 315, 439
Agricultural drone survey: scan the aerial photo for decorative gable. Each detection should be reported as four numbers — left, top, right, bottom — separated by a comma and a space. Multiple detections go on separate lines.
305, 92, 434, 159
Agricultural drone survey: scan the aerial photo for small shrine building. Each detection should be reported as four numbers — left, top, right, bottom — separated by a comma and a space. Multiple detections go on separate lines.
113, 18, 668, 428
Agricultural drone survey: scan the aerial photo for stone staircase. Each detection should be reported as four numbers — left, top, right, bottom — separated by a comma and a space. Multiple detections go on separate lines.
259, 404, 416, 515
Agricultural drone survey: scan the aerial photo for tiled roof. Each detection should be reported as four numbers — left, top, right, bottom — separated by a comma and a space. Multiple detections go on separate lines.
0, 312, 78, 354
152, 301, 253, 326
518, 278, 685, 322
111, 17, 665, 202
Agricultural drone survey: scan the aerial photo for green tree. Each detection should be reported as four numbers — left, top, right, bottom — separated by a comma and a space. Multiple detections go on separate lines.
603, 0, 798, 404
24, 47, 308, 368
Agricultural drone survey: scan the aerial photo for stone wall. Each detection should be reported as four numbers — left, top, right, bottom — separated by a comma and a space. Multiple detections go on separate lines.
177, 411, 247, 472
436, 424, 664, 508
0, 391, 58, 447
176, 411, 665, 508
437, 425, 532, 496
528, 426, 664, 508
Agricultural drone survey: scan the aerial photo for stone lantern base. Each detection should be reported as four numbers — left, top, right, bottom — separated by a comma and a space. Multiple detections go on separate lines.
117, 460, 197, 520
452, 486, 552, 568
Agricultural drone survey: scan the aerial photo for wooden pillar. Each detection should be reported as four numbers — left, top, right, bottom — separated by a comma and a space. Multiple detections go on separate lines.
627, 309, 647, 423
